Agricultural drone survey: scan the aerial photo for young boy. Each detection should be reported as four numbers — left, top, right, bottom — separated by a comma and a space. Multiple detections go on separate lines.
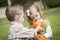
5, 5, 41, 40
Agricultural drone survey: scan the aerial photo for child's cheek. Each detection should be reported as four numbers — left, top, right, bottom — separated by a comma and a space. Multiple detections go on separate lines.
19, 16, 24, 23
37, 15, 41, 19
22, 17, 24, 22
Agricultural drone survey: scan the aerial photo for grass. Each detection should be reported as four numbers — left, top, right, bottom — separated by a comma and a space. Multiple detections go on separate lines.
48, 15, 60, 40
0, 18, 9, 40
43, 7, 60, 40
0, 7, 60, 40
43, 7, 60, 14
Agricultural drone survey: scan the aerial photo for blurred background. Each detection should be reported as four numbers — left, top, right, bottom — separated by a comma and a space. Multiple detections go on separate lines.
0, 0, 60, 40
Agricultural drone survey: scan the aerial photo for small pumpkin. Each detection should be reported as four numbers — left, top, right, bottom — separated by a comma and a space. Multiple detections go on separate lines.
36, 34, 41, 38
36, 34, 49, 40
38, 37, 49, 40
32, 21, 39, 28
32, 21, 44, 29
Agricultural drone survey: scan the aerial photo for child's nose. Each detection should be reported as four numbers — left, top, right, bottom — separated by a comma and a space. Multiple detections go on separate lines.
32, 16, 35, 19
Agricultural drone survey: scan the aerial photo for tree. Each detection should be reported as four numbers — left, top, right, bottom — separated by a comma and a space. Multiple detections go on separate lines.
7, 0, 11, 6
44, 0, 60, 8
0, 0, 7, 7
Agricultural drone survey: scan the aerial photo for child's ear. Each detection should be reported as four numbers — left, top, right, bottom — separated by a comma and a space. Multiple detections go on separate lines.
14, 15, 20, 21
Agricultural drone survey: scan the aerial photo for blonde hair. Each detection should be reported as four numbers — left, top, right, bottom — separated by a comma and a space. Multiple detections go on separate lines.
29, 5, 43, 18
5, 5, 23, 22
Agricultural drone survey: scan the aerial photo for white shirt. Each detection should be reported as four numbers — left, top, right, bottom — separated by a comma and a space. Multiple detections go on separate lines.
43, 25, 52, 38
8, 21, 36, 39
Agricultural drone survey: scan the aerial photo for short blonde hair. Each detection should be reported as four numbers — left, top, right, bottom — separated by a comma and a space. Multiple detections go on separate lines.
5, 5, 23, 22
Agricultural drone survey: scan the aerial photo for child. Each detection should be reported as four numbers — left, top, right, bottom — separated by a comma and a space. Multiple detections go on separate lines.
26, 5, 52, 40
5, 5, 41, 40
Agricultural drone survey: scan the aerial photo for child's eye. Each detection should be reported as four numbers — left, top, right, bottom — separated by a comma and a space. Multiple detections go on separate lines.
36, 15, 38, 17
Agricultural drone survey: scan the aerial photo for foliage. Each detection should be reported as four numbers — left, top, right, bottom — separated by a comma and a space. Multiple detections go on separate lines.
0, 0, 7, 7
44, 0, 60, 8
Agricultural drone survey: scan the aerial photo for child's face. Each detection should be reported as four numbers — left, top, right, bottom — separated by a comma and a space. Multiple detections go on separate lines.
30, 9, 41, 21
30, 8, 41, 21
30, 13, 41, 21
19, 13, 24, 23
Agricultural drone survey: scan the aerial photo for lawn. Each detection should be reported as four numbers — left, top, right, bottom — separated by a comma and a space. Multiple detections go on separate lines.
0, 18, 9, 40
0, 7, 60, 40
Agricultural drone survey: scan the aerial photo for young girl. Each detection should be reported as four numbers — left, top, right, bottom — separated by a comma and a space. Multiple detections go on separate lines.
26, 5, 52, 40
5, 5, 41, 40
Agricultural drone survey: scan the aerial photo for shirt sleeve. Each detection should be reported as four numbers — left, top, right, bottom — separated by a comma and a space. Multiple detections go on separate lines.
43, 25, 52, 38
20, 26, 37, 35
9, 23, 37, 38
12, 25, 36, 36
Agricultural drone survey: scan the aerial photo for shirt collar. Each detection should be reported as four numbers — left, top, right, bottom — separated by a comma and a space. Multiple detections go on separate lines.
10, 21, 23, 26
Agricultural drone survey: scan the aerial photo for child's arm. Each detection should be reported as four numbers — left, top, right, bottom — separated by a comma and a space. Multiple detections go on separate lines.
22, 24, 43, 34
10, 24, 43, 38
34, 24, 43, 32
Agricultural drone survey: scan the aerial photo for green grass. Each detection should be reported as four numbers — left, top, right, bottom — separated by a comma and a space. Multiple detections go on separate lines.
0, 18, 9, 40
43, 7, 60, 40
43, 7, 60, 14
48, 15, 60, 40
0, 7, 60, 40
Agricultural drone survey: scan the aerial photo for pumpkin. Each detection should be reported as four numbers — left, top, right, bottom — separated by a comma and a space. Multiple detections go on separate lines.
32, 21, 39, 28
32, 21, 44, 29
36, 34, 41, 38
38, 37, 49, 40
36, 34, 49, 40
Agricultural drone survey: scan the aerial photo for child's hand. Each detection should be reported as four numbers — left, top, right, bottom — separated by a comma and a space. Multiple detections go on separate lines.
35, 24, 43, 32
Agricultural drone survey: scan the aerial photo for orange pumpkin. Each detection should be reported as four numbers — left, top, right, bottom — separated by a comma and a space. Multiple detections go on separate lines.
36, 34, 49, 40
32, 21, 44, 29
32, 21, 39, 28
38, 37, 49, 40
36, 34, 41, 38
